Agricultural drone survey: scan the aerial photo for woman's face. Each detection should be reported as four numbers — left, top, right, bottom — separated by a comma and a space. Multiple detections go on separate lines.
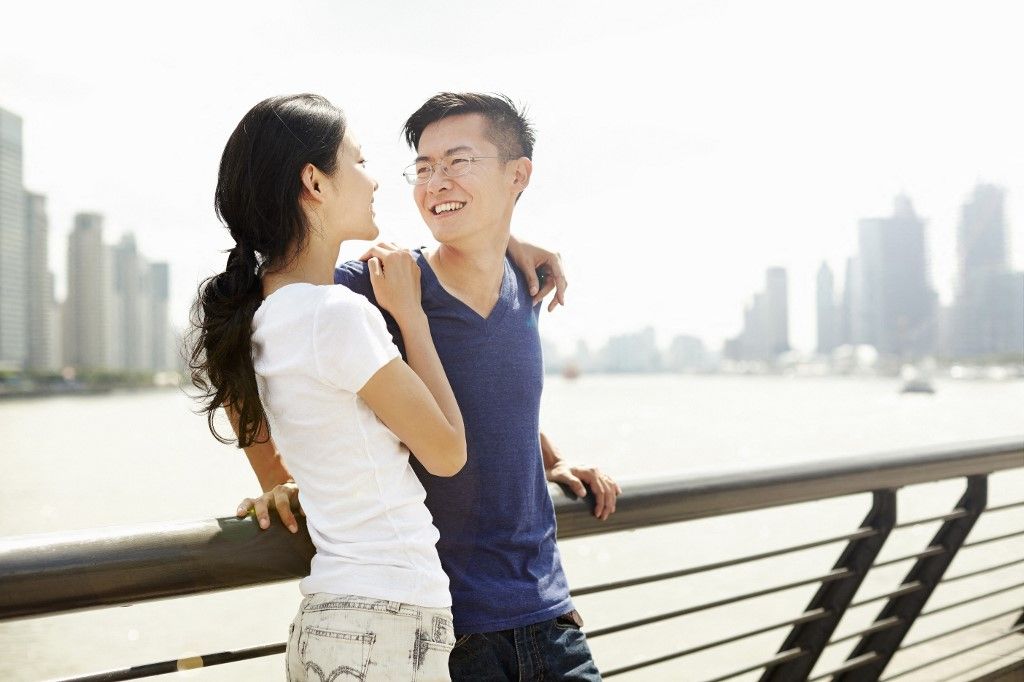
324, 130, 379, 242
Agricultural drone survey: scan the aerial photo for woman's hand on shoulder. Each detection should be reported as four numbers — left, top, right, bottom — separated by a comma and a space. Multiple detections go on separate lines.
363, 243, 425, 326
236, 481, 302, 533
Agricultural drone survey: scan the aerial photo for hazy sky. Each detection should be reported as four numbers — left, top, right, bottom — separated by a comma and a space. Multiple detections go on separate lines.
3, 0, 1022, 353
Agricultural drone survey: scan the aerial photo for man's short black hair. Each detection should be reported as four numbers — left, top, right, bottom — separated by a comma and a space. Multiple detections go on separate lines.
403, 92, 535, 161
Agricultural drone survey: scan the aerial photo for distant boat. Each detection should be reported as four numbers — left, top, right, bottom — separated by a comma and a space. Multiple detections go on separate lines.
561, 362, 581, 380
900, 364, 935, 394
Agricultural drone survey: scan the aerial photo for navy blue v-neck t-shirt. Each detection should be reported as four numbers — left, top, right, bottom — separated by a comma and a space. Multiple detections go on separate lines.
335, 249, 573, 634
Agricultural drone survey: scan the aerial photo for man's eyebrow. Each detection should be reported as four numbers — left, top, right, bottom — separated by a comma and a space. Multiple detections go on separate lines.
414, 145, 475, 163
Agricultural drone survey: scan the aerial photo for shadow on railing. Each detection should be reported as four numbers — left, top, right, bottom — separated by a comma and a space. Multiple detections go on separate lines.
1, 437, 1022, 681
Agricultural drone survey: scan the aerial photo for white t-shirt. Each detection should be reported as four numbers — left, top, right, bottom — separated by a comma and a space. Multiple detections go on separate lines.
251, 283, 450, 607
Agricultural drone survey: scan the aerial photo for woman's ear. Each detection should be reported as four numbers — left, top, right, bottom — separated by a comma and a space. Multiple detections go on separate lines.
299, 163, 323, 201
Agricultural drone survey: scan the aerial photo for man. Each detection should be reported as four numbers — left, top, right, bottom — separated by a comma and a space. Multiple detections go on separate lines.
241, 93, 621, 680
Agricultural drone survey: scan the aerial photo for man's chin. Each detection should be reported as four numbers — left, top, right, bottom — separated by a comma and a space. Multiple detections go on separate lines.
425, 221, 462, 245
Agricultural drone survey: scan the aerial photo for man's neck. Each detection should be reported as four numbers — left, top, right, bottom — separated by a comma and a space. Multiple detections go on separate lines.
427, 232, 510, 318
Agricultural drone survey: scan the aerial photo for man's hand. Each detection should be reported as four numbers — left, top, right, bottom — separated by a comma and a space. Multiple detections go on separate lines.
506, 237, 567, 312
547, 462, 622, 521
236, 481, 302, 533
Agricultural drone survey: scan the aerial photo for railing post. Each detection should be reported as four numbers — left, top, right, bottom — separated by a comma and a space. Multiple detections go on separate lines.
761, 489, 896, 682
837, 474, 988, 682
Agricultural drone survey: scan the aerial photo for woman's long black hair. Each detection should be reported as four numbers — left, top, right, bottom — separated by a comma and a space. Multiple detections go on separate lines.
188, 94, 346, 447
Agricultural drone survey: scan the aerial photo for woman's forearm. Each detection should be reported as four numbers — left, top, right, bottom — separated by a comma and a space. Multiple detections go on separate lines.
397, 314, 465, 440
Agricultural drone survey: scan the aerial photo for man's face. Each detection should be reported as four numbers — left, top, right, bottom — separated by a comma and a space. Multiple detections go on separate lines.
412, 113, 518, 246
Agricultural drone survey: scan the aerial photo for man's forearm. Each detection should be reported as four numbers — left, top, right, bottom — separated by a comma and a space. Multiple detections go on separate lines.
540, 431, 563, 472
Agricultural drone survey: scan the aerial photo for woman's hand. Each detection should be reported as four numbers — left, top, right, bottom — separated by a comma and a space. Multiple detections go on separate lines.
363, 244, 425, 326
507, 237, 567, 312
236, 481, 302, 533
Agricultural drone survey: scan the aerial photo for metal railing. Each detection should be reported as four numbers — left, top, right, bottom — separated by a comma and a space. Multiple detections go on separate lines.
1, 437, 1022, 681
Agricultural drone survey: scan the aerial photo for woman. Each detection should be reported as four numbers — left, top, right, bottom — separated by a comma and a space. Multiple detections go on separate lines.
189, 94, 467, 681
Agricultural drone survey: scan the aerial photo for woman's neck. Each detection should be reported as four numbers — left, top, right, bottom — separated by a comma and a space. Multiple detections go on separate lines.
262, 237, 341, 298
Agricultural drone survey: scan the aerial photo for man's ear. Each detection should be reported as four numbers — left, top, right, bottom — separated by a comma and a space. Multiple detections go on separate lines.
299, 163, 323, 202
511, 157, 532, 194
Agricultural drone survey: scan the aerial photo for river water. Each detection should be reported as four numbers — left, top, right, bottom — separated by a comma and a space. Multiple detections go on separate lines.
1, 376, 1022, 680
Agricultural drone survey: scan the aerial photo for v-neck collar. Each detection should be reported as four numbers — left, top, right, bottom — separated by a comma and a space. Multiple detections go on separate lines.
417, 248, 515, 327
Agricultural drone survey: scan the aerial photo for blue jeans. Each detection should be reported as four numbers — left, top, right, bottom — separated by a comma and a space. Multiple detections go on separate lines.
448, 610, 601, 681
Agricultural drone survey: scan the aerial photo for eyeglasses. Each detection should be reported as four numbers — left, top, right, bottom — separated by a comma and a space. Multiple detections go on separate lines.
403, 155, 501, 185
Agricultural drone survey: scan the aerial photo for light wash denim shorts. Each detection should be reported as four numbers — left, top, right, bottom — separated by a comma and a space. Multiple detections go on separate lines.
286, 593, 455, 681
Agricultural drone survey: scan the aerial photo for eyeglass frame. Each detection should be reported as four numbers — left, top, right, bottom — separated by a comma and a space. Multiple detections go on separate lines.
402, 155, 503, 185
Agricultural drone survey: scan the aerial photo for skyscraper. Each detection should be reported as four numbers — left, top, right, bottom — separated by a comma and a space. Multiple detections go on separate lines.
850, 196, 936, 357
0, 107, 27, 369
149, 261, 171, 371
724, 267, 790, 362
952, 184, 1022, 357
816, 261, 838, 354
111, 234, 152, 371
25, 191, 54, 370
64, 213, 109, 370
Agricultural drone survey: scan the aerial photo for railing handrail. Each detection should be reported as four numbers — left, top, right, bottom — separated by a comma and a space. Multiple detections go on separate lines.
1, 436, 1021, 624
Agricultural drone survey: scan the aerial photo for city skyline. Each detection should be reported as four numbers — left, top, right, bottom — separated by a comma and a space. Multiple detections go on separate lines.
4, 103, 1019, 373
0, 104, 175, 373
3, 1, 1023, 355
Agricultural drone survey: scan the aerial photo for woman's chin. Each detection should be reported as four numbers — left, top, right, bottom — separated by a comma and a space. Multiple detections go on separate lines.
359, 222, 380, 242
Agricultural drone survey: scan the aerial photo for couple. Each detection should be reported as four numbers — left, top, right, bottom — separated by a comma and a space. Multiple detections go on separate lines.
189, 92, 621, 681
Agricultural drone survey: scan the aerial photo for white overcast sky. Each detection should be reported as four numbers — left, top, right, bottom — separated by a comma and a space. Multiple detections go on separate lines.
2, 0, 1022, 353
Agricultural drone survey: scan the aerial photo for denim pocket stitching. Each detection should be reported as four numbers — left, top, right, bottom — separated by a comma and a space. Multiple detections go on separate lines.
453, 633, 476, 648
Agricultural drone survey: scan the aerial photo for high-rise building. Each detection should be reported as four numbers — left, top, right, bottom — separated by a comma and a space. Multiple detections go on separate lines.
149, 261, 171, 371
0, 107, 28, 369
600, 327, 661, 372
850, 196, 936, 357
667, 334, 709, 372
957, 183, 1008, 283
25, 191, 55, 370
64, 213, 109, 370
111, 234, 154, 371
724, 268, 790, 362
816, 261, 838, 354
951, 184, 1022, 357
764, 267, 789, 356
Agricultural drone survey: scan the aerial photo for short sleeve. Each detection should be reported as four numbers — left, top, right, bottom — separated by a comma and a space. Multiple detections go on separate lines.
313, 286, 400, 393
334, 260, 373, 297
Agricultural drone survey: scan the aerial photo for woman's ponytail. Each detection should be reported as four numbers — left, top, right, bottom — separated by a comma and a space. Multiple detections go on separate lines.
188, 242, 265, 447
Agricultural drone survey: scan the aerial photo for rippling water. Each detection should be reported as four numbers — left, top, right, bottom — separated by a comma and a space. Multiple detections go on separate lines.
1, 376, 1022, 680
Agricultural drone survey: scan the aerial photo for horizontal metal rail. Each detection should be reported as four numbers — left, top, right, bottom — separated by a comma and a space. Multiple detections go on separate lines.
899, 606, 1024, 651
879, 623, 1024, 681
942, 556, 1024, 583
918, 582, 1024, 617
894, 508, 967, 528
987, 499, 1024, 513
809, 652, 882, 680
872, 545, 944, 568
962, 528, 1024, 547
586, 569, 854, 638
702, 648, 807, 682
61, 643, 286, 682
570, 527, 876, 597
599, 609, 828, 678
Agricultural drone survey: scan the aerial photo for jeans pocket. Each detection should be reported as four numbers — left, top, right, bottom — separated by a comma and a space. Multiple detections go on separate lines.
414, 617, 455, 682
554, 609, 585, 630
299, 626, 375, 681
